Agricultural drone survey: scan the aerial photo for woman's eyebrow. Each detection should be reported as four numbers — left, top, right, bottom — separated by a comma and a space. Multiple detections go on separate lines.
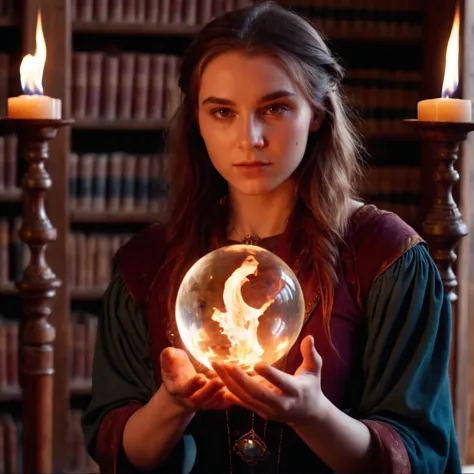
201, 89, 296, 106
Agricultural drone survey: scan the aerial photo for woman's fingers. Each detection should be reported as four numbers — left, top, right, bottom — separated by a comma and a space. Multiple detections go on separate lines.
173, 373, 207, 398
253, 363, 298, 396
212, 363, 274, 413
188, 377, 224, 407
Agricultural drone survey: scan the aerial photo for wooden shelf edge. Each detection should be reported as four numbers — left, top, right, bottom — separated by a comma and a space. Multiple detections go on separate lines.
315, 22, 422, 44
69, 379, 92, 396
72, 118, 169, 131
70, 287, 107, 300
72, 20, 201, 36
0, 282, 17, 295
0, 17, 19, 28
0, 386, 21, 402
0, 188, 22, 202
362, 130, 419, 141
71, 20, 422, 45
70, 210, 160, 223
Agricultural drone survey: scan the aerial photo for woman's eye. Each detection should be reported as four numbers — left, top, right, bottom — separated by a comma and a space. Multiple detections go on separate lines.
264, 104, 289, 116
211, 108, 234, 119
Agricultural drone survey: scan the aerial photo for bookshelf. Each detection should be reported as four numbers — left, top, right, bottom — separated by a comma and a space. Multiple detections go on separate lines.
0, 0, 470, 471
0, 1, 26, 471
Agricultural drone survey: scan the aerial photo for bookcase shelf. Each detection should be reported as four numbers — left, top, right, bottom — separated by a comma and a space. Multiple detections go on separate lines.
0, 188, 21, 202
72, 21, 201, 36
0, 17, 19, 28
71, 20, 422, 45
363, 130, 419, 142
70, 210, 159, 224
314, 24, 423, 45
71, 118, 168, 131
69, 379, 92, 396
70, 287, 107, 300
0, 282, 17, 295
0, 386, 21, 402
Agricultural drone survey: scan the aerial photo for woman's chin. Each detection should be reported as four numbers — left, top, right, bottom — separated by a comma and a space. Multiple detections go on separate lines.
228, 177, 288, 197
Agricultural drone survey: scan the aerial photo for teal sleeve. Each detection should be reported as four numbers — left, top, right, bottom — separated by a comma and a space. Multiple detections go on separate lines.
82, 268, 158, 456
81, 268, 192, 473
356, 243, 462, 474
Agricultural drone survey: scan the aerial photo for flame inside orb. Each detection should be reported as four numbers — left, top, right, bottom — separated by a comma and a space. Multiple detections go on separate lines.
175, 245, 305, 372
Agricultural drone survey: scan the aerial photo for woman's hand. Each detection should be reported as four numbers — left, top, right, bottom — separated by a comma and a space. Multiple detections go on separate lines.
160, 346, 234, 411
212, 335, 329, 426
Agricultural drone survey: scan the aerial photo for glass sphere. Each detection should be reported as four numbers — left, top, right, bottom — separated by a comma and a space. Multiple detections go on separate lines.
175, 244, 305, 372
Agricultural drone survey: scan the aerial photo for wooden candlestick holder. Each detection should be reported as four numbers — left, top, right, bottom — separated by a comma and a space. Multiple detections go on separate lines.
406, 119, 474, 456
405, 120, 474, 302
0, 118, 72, 474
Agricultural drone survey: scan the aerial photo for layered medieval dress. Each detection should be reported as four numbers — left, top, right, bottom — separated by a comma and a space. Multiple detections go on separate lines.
82, 205, 462, 474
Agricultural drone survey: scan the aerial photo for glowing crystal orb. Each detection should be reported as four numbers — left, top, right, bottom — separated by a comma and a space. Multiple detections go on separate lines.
175, 244, 305, 372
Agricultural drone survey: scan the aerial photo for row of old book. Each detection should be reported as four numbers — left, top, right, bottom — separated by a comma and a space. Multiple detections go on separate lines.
0, 137, 18, 192
69, 152, 170, 213
70, 0, 422, 36
286, 0, 422, 35
68, 410, 99, 473
70, 312, 98, 383
70, 49, 424, 132
72, 52, 180, 121
0, 312, 97, 386
0, 319, 18, 391
69, 232, 133, 289
344, 69, 421, 113
358, 165, 420, 228
344, 69, 420, 133
71, 0, 251, 25
0, 224, 136, 289
0, 312, 97, 391
0, 414, 22, 474
0, 312, 98, 394
0, 218, 26, 284
0, 0, 16, 20
0, 410, 98, 474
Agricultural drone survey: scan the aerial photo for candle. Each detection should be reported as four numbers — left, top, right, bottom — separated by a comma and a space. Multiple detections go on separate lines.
7, 11, 61, 120
418, 99, 471, 122
417, 5, 472, 122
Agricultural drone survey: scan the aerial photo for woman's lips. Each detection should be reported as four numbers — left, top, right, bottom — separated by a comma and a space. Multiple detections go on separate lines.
234, 161, 271, 167
233, 161, 272, 176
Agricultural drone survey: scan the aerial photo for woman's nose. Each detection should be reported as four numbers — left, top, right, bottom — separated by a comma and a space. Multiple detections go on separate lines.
237, 115, 265, 150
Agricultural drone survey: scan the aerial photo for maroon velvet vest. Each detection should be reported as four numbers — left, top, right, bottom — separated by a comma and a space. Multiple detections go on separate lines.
116, 205, 423, 409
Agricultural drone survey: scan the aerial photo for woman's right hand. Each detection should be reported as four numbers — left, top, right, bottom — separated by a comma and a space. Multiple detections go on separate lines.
160, 346, 232, 411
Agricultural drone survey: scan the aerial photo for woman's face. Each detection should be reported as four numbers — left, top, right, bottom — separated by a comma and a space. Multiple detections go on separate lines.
197, 52, 318, 196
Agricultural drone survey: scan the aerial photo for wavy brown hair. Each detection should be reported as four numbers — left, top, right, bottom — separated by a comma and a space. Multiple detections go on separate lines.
160, 1, 362, 343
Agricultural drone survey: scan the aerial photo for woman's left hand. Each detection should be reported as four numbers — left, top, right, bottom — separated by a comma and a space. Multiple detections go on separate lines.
212, 335, 329, 427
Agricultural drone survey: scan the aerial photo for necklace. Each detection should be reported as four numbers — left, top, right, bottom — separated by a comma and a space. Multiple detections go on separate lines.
223, 239, 320, 473
226, 409, 284, 473
240, 234, 262, 246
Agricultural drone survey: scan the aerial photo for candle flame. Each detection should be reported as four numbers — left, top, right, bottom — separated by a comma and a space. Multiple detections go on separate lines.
442, 4, 460, 98
188, 255, 288, 371
20, 11, 46, 95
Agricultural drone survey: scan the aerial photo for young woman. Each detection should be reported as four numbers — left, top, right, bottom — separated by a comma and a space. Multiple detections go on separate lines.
82, 2, 462, 473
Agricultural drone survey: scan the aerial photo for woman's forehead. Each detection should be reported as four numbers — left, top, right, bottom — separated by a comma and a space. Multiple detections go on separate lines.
198, 52, 299, 103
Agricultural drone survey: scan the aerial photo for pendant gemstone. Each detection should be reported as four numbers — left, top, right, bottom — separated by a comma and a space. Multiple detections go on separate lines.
233, 430, 269, 466
241, 234, 262, 246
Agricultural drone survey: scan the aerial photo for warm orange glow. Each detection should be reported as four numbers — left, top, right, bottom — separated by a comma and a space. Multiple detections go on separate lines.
190, 255, 289, 371
442, 4, 460, 98
20, 11, 46, 95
